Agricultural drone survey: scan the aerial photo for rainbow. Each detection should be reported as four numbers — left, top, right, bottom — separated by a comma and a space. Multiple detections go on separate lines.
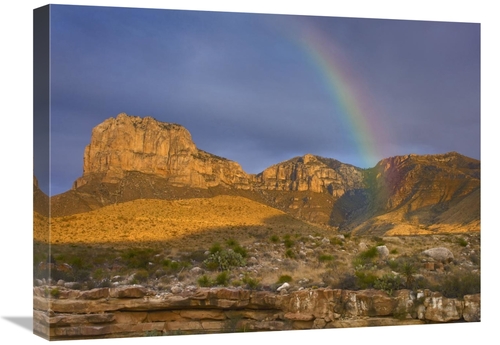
286, 18, 386, 168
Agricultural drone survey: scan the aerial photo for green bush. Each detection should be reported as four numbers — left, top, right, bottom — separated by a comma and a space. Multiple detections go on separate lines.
400, 261, 417, 289
374, 274, 403, 296
278, 275, 292, 284
215, 271, 230, 286
209, 243, 223, 254
285, 249, 295, 259
457, 237, 468, 247
197, 275, 213, 287
233, 246, 248, 258
226, 238, 238, 247
92, 268, 106, 281
359, 247, 378, 260
270, 235, 280, 243
284, 238, 294, 248
203, 249, 246, 271
242, 274, 260, 290
50, 288, 60, 298
436, 270, 480, 298
355, 271, 378, 289
319, 254, 334, 262
122, 248, 155, 269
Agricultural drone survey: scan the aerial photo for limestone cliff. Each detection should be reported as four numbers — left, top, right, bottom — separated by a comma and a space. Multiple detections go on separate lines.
74, 113, 252, 190
256, 154, 365, 196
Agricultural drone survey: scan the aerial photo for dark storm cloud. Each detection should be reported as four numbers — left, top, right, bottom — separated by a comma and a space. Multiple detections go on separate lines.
41, 5, 480, 195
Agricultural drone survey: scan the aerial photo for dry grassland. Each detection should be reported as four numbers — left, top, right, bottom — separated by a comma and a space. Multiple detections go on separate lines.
36, 195, 332, 250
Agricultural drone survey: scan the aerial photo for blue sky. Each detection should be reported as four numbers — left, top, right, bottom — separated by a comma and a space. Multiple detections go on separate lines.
36, 5, 480, 196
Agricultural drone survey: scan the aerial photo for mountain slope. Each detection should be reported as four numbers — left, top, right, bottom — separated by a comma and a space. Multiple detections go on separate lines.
48, 113, 480, 235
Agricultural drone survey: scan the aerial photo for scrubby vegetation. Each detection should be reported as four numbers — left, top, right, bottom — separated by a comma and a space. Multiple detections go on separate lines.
34, 228, 480, 300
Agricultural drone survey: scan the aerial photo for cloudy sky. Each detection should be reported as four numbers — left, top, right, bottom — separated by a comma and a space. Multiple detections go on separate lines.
35, 4, 480, 196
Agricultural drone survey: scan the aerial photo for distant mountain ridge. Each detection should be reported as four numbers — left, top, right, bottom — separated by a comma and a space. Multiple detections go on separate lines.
44, 113, 480, 235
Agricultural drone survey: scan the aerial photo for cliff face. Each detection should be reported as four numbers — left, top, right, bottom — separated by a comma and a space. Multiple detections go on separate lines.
369, 152, 480, 212
256, 154, 365, 196
74, 113, 252, 190
50, 113, 480, 234
343, 152, 481, 235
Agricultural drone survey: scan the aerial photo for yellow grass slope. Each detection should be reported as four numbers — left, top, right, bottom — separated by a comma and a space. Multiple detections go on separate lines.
36, 195, 329, 247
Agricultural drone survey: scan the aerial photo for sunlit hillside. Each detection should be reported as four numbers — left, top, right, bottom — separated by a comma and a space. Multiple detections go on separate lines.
38, 195, 332, 249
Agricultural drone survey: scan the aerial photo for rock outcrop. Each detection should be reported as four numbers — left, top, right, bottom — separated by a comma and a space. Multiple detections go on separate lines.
255, 154, 365, 196
33, 285, 480, 340
49, 113, 480, 235
74, 113, 252, 190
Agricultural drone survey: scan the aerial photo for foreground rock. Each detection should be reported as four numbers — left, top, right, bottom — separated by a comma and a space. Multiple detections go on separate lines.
34, 285, 480, 340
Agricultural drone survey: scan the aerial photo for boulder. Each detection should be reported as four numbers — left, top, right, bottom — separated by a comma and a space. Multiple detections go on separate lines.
422, 247, 454, 262
277, 283, 290, 292
376, 245, 389, 259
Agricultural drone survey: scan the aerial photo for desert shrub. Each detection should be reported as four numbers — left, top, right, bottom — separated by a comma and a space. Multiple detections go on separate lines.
400, 260, 418, 289
284, 238, 294, 249
435, 270, 480, 298
387, 259, 399, 271
374, 274, 403, 296
387, 257, 418, 288
122, 248, 154, 269
285, 249, 296, 259
68, 256, 87, 270
215, 271, 230, 286
355, 271, 378, 289
457, 237, 468, 247
92, 268, 106, 281
336, 272, 357, 290
270, 235, 280, 243
226, 238, 239, 247
50, 288, 60, 298
278, 275, 292, 284
233, 245, 248, 258
133, 269, 149, 283
319, 254, 334, 262
209, 243, 223, 254
242, 274, 260, 290
73, 269, 91, 282
359, 247, 378, 260
197, 275, 213, 287
203, 250, 246, 271
162, 259, 190, 273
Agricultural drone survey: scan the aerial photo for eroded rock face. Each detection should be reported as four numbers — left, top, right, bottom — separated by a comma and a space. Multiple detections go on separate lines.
50, 113, 480, 233
256, 154, 365, 196
33, 286, 480, 340
74, 113, 252, 190
75, 114, 365, 196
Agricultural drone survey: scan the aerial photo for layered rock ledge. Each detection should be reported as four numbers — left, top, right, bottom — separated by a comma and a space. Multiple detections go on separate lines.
33, 285, 480, 340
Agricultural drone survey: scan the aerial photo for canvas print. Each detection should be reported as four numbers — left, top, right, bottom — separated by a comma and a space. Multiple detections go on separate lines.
33, 4, 480, 341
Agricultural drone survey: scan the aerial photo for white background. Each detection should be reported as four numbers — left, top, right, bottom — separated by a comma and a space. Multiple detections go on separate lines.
0, 1, 497, 344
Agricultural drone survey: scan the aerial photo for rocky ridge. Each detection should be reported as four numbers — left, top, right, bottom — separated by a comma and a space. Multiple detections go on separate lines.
48, 113, 480, 235
33, 285, 480, 340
